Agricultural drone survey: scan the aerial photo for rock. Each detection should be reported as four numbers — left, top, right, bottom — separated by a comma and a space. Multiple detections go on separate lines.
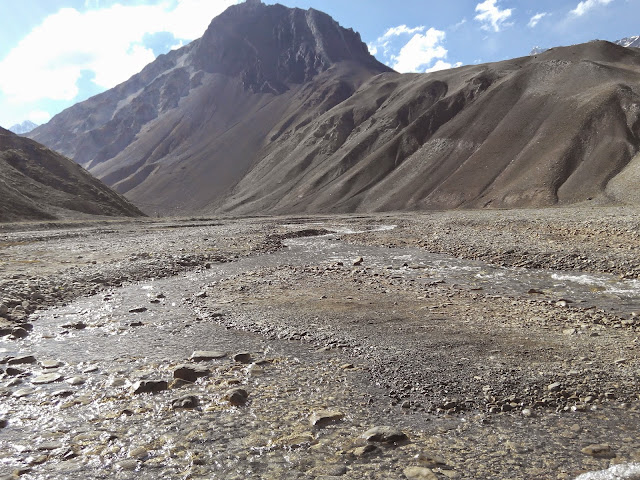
131, 380, 168, 394
362, 426, 409, 444
581, 443, 616, 458
61, 321, 86, 330
13, 388, 35, 398
0, 304, 7, 316
128, 307, 147, 313
116, 459, 138, 471
310, 410, 345, 428
0, 418, 7, 428
416, 453, 448, 468
32, 373, 63, 384
353, 257, 364, 266
233, 352, 253, 364
10, 327, 29, 339
40, 360, 63, 369
311, 464, 348, 476
173, 364, 210, 382
547, 382, 562, 392
5, 367, 27, 377
224, 387, 249, 406
67, 377, 86, 386
191, 350, 227, 361
8, 355, 36, 365
171, 395, 200, 409
194, 291, 207, 298
352, 444, 378, 457
403, 466, 438, 480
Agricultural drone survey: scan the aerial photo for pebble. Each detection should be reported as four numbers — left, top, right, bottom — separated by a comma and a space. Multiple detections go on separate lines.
128, 307, 147, 313
362, 426, 409, 444
233, 352, 253, 364
191, 350, 227, 361
171, 395, 200, 409
224, 388, 249, 406
0, 418, 7, 428
66, 377, 86, 386
173, 364, 210, 382
8, 355, 36, 365
40, 360, 64, 369
581, 443, 616, 458
310, 410, 345, 428
32, 373, 63, 384
403, 467, 438, 480
131, 380, 168, 394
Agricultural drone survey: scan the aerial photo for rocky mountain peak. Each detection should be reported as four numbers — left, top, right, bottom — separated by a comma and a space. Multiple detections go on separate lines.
193, 2, 389, 93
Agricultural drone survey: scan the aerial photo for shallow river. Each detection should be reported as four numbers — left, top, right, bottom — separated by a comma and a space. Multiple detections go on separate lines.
1, 224, 639, 479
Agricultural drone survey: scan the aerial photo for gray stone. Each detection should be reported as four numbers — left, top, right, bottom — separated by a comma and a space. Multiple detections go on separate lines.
581, 443, 616, 458
362, 426, 409, 443
224, 388, 249, 406
233, 352, 253, 364
171, 395, 200, 409
40, 360, 64, 369
310, 410, 345, 428
32, 373, 63, 384
8, 355, 36, 365
403, 466, 438, 480
173, 364, 209, 382
191, 350, 227, 361
131, 380, 168, 394
0, 418, 7, 428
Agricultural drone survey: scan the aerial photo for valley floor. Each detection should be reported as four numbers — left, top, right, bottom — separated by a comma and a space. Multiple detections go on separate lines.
1, 206, 640, 479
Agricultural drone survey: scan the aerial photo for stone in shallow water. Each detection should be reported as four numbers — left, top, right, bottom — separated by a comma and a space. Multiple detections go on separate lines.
581, 443, 616, 459
233, 352, 253, 364
32, 373, 63, 384
40, 360, 63, 369
13, 388, 35, 398
310, 410, 345, 428
190, 350, 227, 361
8, 355, 36, 365
173, 364, 209, 382
67, 377, 86, 386
131, 380, 168, 394
362, 426, 408, 444
224, 388, 248, 406
171, 395, 200, 409
403, 466, 438, 480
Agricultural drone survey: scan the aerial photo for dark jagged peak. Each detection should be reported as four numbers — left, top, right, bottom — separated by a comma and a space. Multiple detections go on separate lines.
194, 1, 392, 93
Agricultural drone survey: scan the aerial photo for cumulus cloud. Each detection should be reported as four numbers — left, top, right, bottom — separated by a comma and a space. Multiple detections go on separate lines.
0, 0, 239, 105
391, 28, 450, 73
27, 110, 52, 124
528, 12, 548, 27
474, 0, 513, 32
570, 0, 614, 16
382, 25, 426, 39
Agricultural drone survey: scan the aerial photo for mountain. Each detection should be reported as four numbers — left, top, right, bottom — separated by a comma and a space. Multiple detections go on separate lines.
0, 127, 143, 222
217, 40, 640, 213
9, 120, 38, 135
617, 36, 640, 48
28, 0, 391, 215
28, 3, 640, 214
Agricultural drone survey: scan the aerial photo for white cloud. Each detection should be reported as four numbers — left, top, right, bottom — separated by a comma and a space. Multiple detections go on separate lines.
0, 0, 239, 105
474, 0, 513, 32
528, 12, 548, 27
570, 0, 614, 16
425, 60, 463, 73
382, 25, 426, 39
391, 28, 449, 73
28, 110, 52, 124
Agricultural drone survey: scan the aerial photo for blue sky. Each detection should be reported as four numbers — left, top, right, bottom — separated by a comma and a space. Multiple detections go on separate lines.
0, 0, 638, 129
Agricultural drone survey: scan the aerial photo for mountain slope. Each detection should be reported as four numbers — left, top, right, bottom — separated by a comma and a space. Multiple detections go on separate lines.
0, 127, 143, 222
28, 1, 391, 215
617, 36, 640, 48
217, 40, 640, 213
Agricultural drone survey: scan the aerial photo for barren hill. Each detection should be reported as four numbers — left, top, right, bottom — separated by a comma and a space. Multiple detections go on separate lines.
0, 127, 143, 222
28, 1, 391, 215
28, 2, 640, 214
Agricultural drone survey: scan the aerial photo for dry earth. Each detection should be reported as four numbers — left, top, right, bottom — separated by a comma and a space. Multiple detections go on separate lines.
1, 206, 640, 479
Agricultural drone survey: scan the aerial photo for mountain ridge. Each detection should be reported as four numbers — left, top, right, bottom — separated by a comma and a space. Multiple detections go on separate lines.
27, 4, 640, 215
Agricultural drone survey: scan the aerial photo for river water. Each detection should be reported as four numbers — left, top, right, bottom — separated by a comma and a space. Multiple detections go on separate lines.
1, 224, 639, 479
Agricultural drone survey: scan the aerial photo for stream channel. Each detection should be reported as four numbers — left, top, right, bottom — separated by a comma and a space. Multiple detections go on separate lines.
1, 224, 639, 479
